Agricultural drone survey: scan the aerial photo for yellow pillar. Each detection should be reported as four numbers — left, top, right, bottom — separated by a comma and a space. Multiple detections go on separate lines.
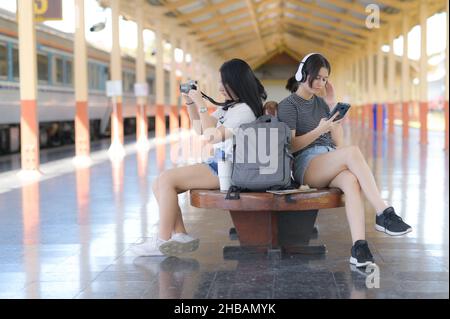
401, 13, 410, 138
445, 0, 449, 150
387, 23, 396, 134
361, 52, 367, 128
135, 1, 148, 146
190, 42, 197, 82
355, 54, 361, 123
419, 1, 428, 145
155, 19, 166, 139
74, 0, 90, 162
169, 34, 179, 134
18, 0, 39, 173
110, 0, 124, 146
179, 36, 190, 130
376, 33, 384, 133
367, 39, 374, 131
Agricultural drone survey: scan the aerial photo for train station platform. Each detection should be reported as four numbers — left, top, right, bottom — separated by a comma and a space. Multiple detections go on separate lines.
0, 123, 447, 299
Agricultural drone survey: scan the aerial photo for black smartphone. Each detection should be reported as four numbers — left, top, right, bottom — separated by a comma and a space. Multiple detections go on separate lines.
329, 102, 351, 121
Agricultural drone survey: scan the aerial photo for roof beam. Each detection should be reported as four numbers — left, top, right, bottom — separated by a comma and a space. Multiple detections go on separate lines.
283, 11, 366, 45
245, 0, 268, 55
175, 0, 243, 23
288, 0, 367, 28
283, 20, 353, 51
283, 34, 339, 59
163, 0, 198, 12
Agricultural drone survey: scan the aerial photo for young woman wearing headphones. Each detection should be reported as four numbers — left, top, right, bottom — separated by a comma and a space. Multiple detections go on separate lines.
278, 53, 412, 267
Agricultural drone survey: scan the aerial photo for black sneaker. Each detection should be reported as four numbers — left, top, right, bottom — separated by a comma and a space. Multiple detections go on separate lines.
375, 207, 412, 236
350, 240, 374, 268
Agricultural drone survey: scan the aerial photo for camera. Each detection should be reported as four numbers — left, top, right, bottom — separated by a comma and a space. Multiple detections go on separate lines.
180, 80, 197, 94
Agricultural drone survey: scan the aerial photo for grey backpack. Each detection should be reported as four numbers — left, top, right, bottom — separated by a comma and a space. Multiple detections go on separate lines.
226, 115, 293, 198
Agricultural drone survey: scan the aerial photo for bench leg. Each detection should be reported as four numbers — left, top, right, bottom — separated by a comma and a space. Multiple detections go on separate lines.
277, 210, 327, 255
227, 210, 326, 256
229, 210, 275, 247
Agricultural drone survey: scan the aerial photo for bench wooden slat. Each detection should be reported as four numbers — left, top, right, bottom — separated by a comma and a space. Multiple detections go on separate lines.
190, 188, 344, 211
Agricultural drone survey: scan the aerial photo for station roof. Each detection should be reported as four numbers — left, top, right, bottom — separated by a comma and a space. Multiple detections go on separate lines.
98, 0, 447, 68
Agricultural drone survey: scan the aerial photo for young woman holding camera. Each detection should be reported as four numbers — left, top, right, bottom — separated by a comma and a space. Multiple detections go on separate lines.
278, 53, 412, 267
132, 58, 267, 257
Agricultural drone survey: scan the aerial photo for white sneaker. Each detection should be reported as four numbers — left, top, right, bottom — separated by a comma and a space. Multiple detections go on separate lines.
159, 233, 200, 256
172, 232, 198, 243
130, 237, 166, 257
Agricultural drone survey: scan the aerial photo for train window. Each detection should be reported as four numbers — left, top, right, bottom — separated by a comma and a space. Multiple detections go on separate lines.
66, 59, 73, 85
105, 67, 110, 81
55, 57, 64, 84
147, 77, 154, 95
37, 53, 49, 82
0, 43, 7, 78
123, 72, 135, 93
93, 65, 99, 90
88, 62, 94, 89
12, 47, 19, 79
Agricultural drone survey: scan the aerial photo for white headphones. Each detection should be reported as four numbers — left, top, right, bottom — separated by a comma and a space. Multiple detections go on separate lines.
295, 52, 319, 82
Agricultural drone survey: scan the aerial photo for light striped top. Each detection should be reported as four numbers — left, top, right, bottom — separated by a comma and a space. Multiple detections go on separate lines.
277, 93, 336, 156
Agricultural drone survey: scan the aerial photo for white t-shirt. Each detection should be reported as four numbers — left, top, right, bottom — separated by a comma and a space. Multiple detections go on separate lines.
211, 102, 256, 159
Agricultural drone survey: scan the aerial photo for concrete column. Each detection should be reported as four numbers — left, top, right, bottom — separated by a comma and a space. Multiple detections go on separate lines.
155, 19, 166, 139
169, 33, 179, 134
355, 54, 361, 123
179, 36, 190, 130
387, 23, 396, 134
74, 0, 90, 162
401, 13, 410, 138
189, 41, 195, 82
18, 0, 39, 173
135, 0, 148, 146
376, 33, 384, 133
361, 53, 367, 128
110, 0, 124, 146
367, 39, 374, 131
446, 0, 449, 150
419, 1, 428, 144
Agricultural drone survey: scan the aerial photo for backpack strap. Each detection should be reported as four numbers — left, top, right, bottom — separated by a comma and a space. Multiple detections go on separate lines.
225, 186, 241, 200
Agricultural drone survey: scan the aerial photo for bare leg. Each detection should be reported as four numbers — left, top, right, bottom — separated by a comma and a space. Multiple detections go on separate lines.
329, 170, 365, 244
152, 183, 186, 235
152, 164, 219, 240
304, 145, 388, 214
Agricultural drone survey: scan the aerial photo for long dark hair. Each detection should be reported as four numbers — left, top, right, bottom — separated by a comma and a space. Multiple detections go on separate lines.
220, 58, 266, 118
286, 54, 331, 93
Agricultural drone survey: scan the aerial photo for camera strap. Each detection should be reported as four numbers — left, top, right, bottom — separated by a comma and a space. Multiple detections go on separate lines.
200, 92, 238, 110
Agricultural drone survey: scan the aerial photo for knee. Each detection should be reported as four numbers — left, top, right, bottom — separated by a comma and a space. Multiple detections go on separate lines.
341, 171, 361, 193
153, 171, 175, 193
345, 145, 363, 163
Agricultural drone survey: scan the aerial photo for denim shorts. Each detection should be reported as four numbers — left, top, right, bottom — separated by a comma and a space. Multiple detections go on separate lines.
293, 145, 335, 186
203, 149, 226, 177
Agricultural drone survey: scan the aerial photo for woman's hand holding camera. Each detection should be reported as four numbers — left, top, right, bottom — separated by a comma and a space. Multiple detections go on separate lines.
181, 93, 194, 105
187, 88, 203, 106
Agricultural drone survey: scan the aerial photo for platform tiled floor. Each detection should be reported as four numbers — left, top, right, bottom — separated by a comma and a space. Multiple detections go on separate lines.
0, 124, 448, 299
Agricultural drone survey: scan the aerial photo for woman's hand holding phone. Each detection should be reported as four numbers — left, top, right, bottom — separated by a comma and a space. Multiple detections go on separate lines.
316, 112, 342, 135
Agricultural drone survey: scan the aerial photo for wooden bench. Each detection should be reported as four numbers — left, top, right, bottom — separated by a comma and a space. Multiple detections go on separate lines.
190, 188, 344, 257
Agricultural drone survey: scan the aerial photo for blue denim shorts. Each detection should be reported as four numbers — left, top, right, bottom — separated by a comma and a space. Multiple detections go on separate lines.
293, 145, 335, 185
203, 149, 226, 176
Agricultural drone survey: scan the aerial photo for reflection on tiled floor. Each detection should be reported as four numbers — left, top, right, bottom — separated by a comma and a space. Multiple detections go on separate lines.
0, 124, 448, 299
